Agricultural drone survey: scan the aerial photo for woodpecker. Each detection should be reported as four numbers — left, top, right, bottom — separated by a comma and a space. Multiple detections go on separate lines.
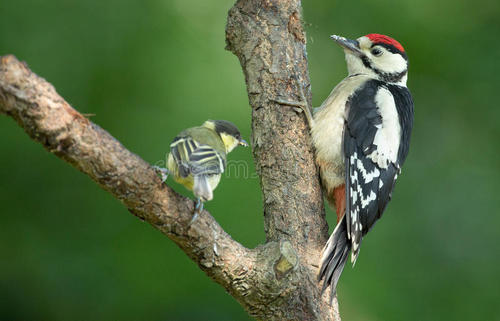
311, 34, 414, 299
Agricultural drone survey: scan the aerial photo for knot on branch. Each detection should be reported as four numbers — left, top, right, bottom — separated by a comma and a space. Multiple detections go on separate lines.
274, 240, 298, 279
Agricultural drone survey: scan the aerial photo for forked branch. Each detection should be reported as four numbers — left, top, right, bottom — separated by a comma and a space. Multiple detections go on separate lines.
0, 0, 342, 319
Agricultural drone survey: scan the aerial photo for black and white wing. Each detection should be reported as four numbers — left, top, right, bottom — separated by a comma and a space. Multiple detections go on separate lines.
344, 79, 413, 263
318, 79, 413, 298
318, 79, 413, 300
170, 136, 226, 178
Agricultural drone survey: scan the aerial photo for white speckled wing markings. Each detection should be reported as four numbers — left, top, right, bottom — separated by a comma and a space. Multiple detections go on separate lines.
318, 79, 414, 298
343, 80, 406, 263
345, 144, 385, 264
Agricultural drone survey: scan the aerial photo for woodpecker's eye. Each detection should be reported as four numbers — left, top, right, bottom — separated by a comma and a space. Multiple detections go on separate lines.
371, 48, 383, 56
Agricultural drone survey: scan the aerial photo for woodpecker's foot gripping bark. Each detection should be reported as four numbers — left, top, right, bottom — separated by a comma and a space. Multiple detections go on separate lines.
271, 76, 314, 128
272, 98, 313, 128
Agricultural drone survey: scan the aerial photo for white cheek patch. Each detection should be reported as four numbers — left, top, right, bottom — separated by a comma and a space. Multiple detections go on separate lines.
345, 52, 371, 76
372, 51, 407, 75
368, 87, 401, 168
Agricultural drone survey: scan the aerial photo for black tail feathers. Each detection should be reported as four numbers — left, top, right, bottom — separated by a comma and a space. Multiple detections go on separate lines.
318, 215, 351, 303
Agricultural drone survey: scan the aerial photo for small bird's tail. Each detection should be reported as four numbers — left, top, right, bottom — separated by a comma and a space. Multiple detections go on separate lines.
193, 174, 213, 202
318, 215, 351, 302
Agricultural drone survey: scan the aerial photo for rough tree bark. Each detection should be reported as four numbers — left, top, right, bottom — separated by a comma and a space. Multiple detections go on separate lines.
0, 0, 340, 320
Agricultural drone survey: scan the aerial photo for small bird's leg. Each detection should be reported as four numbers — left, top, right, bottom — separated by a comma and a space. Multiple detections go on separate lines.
152, 166, 170, 183
189, 198, 203, 225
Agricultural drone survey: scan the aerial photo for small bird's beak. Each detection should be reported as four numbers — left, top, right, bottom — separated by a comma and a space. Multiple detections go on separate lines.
239, 139, 249, 147
330, 35, 363, 56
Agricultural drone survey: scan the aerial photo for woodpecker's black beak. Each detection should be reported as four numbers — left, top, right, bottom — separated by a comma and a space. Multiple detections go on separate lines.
330, 35, 362, 56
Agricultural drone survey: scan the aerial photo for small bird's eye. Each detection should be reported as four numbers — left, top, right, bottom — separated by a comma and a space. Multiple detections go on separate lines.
371, 48, 383, 56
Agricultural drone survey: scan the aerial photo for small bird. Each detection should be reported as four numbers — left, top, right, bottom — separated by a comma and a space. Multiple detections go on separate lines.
155, 120, 248, 221
310, 34, 414, 299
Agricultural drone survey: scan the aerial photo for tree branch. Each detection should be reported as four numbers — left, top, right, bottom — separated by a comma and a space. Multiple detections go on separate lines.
225, 1, 341, 319
0, 54, 253, 301
0, 0, 342, 319
226, 0, 328, 258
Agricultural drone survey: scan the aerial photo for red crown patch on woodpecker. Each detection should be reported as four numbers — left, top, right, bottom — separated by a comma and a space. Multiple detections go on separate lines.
365, 34, 405, 53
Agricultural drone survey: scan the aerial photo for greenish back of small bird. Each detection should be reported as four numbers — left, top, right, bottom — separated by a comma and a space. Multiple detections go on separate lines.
181, 127, 227, 157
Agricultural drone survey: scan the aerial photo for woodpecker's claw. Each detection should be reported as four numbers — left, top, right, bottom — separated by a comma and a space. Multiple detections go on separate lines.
152, 166, 170, 183
272, 98, 314, 128
270, 74, 314, 128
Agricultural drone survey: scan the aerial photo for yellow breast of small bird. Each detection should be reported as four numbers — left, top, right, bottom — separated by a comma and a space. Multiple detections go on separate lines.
174, 175, 194, 190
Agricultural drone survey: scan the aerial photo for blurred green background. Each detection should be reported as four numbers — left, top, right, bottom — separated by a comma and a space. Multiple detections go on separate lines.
1, 0, 499, 320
